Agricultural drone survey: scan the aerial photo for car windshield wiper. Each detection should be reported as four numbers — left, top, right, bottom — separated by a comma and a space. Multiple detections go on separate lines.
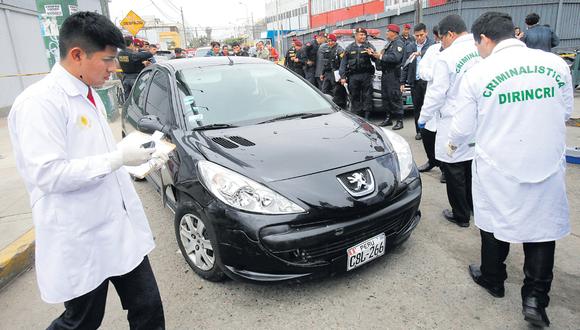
192, 123, 238, 131
258, 112, 328, 124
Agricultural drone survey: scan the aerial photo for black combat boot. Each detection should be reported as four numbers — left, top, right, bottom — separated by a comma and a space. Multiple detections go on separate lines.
392, 120, 404, 130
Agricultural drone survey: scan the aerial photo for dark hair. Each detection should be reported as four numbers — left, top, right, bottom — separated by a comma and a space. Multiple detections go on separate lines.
222, 45, 228, 49
174, 47, 183, 53
471, 12, 515, 43
210, 41, 220, 47
232, 42, 240, 47
59, 12, 124, 58
432, 24, 439, 37
438, 14, 467, 36
124, 36, 133, 47
525, 13, 540, 26
150, 44, 158, 49
414, 23, 427, 32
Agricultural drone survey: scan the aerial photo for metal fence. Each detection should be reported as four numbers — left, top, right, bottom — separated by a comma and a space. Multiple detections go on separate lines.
289, 0, 580, 51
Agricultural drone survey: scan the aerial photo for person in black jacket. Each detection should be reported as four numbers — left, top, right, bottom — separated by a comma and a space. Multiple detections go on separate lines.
521, 13, 559, 52
117, 36, 152, 100
339, 28, 376, 117
231, 42, 249, 56
320, 34, 346, 109
373, 24, 405, 129
304, 33, 327, 88
400, 23, 434, 139
284, 39, 306, 77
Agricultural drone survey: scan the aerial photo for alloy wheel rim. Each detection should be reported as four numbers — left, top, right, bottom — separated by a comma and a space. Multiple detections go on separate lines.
179, 213, 215, 271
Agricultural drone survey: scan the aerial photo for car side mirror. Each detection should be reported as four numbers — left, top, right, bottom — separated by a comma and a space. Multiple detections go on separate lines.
138, 115, 170, 134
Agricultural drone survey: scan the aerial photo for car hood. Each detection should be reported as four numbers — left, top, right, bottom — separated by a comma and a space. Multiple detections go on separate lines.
185, 112, 394, 182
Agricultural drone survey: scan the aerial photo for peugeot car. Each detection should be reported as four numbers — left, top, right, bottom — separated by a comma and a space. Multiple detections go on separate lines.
122, 57, 422, 282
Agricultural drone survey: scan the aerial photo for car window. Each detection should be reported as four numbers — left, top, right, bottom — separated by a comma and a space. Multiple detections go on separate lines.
132, 71, 152, 112
175, 63, 334, 129
145, 71, 173, 125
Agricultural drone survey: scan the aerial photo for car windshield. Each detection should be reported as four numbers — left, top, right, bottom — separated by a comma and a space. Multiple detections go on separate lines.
175, 63, 334, 129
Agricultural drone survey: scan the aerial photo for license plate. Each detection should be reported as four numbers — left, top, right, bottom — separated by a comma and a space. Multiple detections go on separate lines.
346, 233, 386, 271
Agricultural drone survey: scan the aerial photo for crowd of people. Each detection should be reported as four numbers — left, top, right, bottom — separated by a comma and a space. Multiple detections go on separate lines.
5, 8, 572, 329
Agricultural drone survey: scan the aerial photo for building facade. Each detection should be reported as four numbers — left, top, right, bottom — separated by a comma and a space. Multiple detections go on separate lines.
1, 0, 107, 114
265, 0, 309, 31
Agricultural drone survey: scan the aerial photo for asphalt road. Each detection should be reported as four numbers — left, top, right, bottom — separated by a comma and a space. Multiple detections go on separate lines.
0, 113, 579, 329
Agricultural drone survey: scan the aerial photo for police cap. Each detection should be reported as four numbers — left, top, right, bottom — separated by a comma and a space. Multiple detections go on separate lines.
355, 27, 367, 35
387, 24, 400, 33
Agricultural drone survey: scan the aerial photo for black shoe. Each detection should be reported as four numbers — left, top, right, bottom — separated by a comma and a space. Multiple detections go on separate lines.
415, 132, 422, 140
379, 117, 393, 127
392, 120, 404, 130
468, 264, 505, 298
442, 209, 469, 227
440, 172, 446, 183
418, 162, 435, 172
522, 297, 550, 327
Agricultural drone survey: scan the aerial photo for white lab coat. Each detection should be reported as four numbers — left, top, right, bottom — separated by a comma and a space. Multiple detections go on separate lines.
448, 39, 572, 243
8, 63, 155, 303
418, 34, 481, 163
417, 43, 442, 132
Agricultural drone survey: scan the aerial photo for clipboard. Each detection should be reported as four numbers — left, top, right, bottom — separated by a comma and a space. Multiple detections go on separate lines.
119, 130, 176, 179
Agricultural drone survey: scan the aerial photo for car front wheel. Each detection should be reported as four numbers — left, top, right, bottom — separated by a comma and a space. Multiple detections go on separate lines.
174, 205, 226, 282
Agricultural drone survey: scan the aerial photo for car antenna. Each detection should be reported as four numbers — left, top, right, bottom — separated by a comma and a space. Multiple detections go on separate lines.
227, 56, 234, 66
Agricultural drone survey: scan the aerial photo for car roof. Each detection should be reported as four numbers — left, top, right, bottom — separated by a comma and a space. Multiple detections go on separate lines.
157, 56, 273, 72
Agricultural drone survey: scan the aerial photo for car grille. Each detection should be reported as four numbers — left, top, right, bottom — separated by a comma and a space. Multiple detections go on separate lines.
228, 135, 255, 146
263, 209, 414, 265
211, 137, 239, 149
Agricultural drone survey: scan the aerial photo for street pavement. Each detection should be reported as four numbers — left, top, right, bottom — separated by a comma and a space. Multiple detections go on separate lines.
0, 99, 579, 329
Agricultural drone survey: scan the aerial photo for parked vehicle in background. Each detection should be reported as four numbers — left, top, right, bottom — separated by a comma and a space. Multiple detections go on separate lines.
195, 46, 211, 57
333, 29, 414, 113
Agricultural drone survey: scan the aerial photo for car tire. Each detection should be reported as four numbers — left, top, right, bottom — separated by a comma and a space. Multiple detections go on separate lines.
174, 204, 226, 282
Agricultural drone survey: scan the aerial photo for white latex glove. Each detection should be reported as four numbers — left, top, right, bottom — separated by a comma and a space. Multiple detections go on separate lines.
107, 143, 155, 171
152, 149, 169, 163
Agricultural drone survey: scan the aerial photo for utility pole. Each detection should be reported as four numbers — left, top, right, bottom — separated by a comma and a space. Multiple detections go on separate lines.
180, 7, 187, 48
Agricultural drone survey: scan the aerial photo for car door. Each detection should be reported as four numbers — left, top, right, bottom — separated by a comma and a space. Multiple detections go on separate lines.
123, 70, 152, 135
142, 69, 178, 207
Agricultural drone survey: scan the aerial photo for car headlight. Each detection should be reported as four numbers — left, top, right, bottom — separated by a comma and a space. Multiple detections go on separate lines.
197, 160, 305, 214
380, 128, 414, 181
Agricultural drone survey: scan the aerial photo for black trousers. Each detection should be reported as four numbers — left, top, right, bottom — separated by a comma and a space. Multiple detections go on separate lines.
381, 71, 403, 120
321, 72, 347, 109
304, 65, 318, 88
440, 160, 473, 223
410, 80, 428, 133
348, 73, 373, 115
420, 128, 439, 167
479, 230, 555, 307
121, 74, 138, 102
48, 256, 165, 330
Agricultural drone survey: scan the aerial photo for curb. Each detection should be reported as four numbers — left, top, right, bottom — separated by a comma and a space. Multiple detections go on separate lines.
0, 228, 35, 290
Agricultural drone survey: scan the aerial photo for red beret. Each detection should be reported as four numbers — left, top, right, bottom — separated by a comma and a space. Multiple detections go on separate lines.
355, 27, 367, 35
294, 40, 302, 46
387, 24, 400, 33
328, 33, 337, 41
404, 24, 412, 29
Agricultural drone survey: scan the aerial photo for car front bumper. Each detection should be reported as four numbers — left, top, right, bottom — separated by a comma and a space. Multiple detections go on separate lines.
204, 176, 422, 282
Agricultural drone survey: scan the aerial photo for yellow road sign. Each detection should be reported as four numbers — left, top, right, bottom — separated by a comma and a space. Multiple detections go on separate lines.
120, 10, 144, 37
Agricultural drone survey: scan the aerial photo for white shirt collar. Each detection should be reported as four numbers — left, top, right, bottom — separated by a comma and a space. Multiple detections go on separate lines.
51, 62, 91, 97
491, 38, 526, 55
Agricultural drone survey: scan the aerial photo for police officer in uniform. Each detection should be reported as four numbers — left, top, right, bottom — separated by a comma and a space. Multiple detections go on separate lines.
374, 24, 405, 129
339, 28, 376, 117
319, 34, 346, 108
448, 12, 572, 328
117, 36, 153, 100
284, 39, 306, 77
304, 33, 327, 88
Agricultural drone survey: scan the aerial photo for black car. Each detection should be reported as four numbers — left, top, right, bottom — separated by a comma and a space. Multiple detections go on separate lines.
122, 57, 422, 282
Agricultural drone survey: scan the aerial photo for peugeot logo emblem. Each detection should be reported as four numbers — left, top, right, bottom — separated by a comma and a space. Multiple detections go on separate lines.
337, 168, 375, 197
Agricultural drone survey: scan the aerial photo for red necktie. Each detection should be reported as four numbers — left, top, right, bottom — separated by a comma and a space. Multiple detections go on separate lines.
87, 88, 96, 107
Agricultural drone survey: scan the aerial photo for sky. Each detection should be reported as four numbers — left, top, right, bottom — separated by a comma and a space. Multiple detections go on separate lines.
109, 0, 266, 39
